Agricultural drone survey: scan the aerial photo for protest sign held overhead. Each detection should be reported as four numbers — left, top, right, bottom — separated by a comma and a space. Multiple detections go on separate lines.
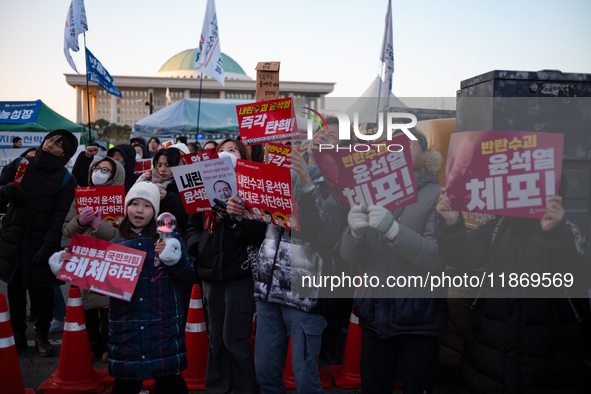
75, 185, 125, 225
196, 156, 237, 208
313, 134, 418, 211
236, 160, 299, 230
237, 97, 298, 145
267, 142, 291, 168
171, 163, 211, 214
180, 147, 218, 165
255, 62, 280, 102
56, 234, 146, 302
445, 130, 563, 218
134, 158, 151, 177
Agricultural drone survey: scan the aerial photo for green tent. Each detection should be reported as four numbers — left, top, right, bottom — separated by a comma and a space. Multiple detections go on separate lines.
0, 100, 97, 145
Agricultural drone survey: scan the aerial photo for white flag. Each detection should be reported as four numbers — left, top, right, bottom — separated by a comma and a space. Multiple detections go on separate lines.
380, 0, 394, 103
195, 0, 224, 86
63, 0, 88, 73
166, 87, 171, 106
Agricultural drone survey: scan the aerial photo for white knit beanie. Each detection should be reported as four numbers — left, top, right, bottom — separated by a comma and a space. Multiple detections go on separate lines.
125, 182, 160, 220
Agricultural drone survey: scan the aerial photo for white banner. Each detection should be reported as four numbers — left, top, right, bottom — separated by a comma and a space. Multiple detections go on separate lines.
380, 0, 394, 106
63, 0, 88, 73
194, 0, 225, 86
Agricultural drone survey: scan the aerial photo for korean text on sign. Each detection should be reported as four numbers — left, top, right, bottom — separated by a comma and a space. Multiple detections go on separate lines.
75, 185, 125, 221
236, 97, 299, 145
56, 234, 146, 302
267, 142, 291, 168
171, 164, 212, 214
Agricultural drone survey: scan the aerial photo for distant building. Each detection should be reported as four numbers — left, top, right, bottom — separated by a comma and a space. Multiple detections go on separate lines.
65, 49, 335, 127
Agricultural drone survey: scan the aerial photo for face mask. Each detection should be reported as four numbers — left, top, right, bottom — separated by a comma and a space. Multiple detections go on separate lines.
118, 160, 126, 168
135, 153, 142, 161
218, 151, 239, 168
92, 171, 110, 186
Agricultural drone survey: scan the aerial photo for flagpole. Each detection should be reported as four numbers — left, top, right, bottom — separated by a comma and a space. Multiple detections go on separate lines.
83, 33, 92, 145
196, 72, 203, 136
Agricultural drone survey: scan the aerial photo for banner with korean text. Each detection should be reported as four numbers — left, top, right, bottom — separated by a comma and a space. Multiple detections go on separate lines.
237, 97, 298, 145
312, 134, 418, 210
134, 159, 151, 177
267, 142, 291, 168
236, 160, 299, 230
445, 130, 563, 218
180, 147, 218, 165
75, 185, 125, 225
0, 101, 42, 123
171, 163, 211, 214
56, 234, 146, 301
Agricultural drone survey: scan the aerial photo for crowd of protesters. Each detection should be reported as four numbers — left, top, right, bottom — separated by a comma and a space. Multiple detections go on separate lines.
0, 126, 590, 394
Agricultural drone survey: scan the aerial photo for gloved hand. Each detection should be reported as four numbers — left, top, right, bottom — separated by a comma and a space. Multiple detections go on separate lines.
1, 183, 21, 200
157, 238, 182, 266
33, 245, 54, 265
78, 209, 96, 226
48, 250, 66, 276
348, 205, 369, 239
89, 212, 102, 230
368, 205, 400, 240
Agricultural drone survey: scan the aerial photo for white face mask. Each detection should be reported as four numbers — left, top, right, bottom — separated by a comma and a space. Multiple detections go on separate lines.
92, 171, 111, 186
218, 151, 239, 168
135, 153, 142, 161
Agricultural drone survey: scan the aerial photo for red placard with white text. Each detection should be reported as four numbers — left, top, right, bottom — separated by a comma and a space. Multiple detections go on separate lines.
446, 130, 563, 218
237, 97, 298, 145
171, 164, 212, 214
56, 234, 146, 302
75, 185, 125, 225
236, 160, 300, 230
267, 142, 291, 168
180, 148, 218, 165
134, 159, 151, 177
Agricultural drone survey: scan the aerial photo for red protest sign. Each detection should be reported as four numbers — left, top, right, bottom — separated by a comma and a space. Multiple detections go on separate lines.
75, 185, 125, 225
56, 233, 146, 302
180, 148, 219, 165
312, 135, 418, 210
237, 97, 298, 145
236, 160, 299, 230
267, 142, 291, 168
446, 130, 563, 218
134, 159, 151, 177
171, 164, 212, 214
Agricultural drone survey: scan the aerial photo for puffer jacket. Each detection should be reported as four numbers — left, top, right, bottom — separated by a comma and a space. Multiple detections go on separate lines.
0, 132, 78, 288
63, 156, 125, 309
340, 149, 448, 338
436, 214, 590, 394
253, 167, 347, 314
108, 231, 194, 381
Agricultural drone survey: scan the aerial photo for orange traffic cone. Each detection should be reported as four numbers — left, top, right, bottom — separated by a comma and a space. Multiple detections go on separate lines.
38, 286, 106, 394
283, 337, 333, 389
327, 309, 363, 388
181, 284, 208, 391
0, 294, 35, 394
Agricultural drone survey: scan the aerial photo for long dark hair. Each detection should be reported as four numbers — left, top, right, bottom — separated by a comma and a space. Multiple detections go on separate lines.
153, 147, 181, 168
118, 216, 158, 242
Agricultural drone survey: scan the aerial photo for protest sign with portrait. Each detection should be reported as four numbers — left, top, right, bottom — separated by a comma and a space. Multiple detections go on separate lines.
196, 157, 237, 208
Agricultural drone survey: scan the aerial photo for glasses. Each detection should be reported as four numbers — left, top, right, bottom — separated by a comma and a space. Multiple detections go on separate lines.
46, 137, 63, 149
92, 166, 113, 174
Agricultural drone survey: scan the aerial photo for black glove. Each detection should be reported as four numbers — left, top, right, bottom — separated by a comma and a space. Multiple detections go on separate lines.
0, 183, 20, 200
32, 245, 53, 265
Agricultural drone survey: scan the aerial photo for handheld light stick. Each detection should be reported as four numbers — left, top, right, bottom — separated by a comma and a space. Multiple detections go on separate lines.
154, 212, 177, 267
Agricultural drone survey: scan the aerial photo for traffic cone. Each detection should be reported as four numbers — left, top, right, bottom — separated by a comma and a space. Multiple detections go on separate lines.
0, 294, 35, 394
38, 286, 106, 394
327, 309, 363, 388
181, 284, 208, 391
283, 337, 333, 389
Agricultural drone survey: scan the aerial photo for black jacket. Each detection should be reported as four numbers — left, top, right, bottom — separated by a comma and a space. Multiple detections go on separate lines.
107, 144, 138, 193
186, 212, 266, 282
436, 215, 590, 394
0, 135, 77, 288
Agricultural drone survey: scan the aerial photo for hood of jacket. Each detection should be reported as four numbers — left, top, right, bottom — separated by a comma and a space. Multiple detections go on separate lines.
107, 144, 137, 170
87, 156, 125, 187
34, 129, 79, 172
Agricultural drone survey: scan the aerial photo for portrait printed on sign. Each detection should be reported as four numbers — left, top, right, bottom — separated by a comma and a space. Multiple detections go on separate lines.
196, 156, 238, 208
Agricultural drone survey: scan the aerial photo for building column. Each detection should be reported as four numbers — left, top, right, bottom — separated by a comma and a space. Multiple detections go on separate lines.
81, 89, 88, 124
219, 90, 226, 99
111, 94, 118, 124
91, 91, 97, 123
184, 89, 191, 99
76, 86, 83, 123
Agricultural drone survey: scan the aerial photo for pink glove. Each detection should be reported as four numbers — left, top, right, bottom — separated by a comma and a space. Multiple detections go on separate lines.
89, 212, 103, 230
79, 209, 96, 226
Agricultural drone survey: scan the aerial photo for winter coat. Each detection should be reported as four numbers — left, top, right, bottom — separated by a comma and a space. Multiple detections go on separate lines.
63, 156, 125, 309
436, 214, 590, 394
108, 231, 194, 381
253, 167, 348, 315
72, 151, 94, 188
107, 144, 138, 193
340, 149, 448, 338
0, 132, 78, 288
186, 213, 266, 282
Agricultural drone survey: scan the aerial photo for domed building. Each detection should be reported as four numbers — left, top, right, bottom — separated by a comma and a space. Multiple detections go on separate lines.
65, 49, 335, 127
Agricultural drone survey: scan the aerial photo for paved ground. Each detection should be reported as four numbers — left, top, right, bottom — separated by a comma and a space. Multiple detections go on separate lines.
1, 282, 462, 393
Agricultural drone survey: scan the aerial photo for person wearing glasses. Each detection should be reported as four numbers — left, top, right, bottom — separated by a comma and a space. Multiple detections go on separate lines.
0, 130, 79, 357
61, 155, 125, 362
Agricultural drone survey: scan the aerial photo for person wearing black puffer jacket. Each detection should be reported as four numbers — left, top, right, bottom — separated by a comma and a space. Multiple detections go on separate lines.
436, 181, 591, 394
339, 129, 447, 394
0, 129, 78, 357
